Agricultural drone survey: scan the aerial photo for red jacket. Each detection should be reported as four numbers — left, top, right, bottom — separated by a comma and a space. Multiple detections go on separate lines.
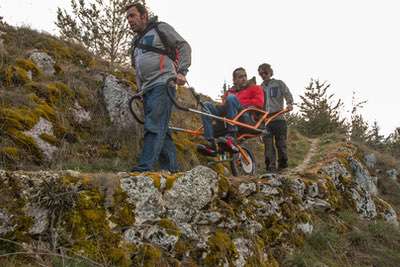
224, 85, 264, 109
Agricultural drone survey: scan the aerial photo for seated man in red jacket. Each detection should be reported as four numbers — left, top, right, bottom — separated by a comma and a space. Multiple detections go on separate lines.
201, 67, 264, 154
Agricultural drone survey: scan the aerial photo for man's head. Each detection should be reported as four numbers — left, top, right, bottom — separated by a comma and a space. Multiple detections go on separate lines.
232, 67, 248, 89
126, 2, 149, 33
258, 63, 273, 82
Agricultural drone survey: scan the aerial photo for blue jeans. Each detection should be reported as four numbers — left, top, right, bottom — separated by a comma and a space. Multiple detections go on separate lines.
201, 94, 245, 140
133, 83, 178, 172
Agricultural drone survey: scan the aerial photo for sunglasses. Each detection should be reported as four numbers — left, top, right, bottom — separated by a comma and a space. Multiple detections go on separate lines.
258, 71, 269, 76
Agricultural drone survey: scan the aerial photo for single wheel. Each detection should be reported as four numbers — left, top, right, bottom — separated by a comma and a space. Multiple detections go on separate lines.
129, 95, 144, 124
230, 146, 256, 176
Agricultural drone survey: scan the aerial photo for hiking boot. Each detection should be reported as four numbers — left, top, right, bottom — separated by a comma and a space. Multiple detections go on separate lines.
266, 167, 277, 174
196, 144, 217, 157
130, 166, 149, 173
278, 161, 288, 171
197, 139, 218, 157
217, 135, 239, 153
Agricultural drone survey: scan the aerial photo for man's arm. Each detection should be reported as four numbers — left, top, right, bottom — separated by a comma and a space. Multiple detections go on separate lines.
130, 39, 142, 90
280, 81, 294, 110
158, 22, 192, 84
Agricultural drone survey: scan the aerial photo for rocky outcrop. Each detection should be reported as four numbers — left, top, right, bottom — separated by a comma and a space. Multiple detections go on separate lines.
24, 118, 58, 160
349, 156, 378, 196
102, 75, 140, 130
0, 154, 398, 266
71, 101, 91, 124
387, 169, 398, 181
29, 51, 55, 76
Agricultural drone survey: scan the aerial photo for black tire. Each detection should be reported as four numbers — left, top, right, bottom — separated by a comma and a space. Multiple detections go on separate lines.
230, 146, 256, 176
129, 95, 144, 124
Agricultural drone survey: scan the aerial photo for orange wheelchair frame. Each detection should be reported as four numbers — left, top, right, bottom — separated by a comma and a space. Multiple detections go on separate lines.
129, 82, 289, 176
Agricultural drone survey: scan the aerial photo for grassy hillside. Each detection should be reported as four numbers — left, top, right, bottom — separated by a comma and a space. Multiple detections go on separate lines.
0, 23, 313, 175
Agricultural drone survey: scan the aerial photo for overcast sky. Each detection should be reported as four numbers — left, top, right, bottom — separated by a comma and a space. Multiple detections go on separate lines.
1, 0, 399, 136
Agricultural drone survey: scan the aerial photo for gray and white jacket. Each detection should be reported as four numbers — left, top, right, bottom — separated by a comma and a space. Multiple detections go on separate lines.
131, 19, 191, 92
261, 78, 294, 120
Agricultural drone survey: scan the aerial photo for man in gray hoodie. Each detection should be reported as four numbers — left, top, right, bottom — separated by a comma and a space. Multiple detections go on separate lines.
258, 63, 293, 172
126, 2, 191, 172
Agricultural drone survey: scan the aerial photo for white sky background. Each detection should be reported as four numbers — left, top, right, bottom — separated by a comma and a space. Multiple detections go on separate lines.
1, 0, 399, 136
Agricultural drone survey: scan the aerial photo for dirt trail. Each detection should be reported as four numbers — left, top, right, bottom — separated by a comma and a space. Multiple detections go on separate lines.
288, 138, 320, 174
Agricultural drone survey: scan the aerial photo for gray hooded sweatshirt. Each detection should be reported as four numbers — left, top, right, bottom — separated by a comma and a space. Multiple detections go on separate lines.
131, 18, 191, 93
261, 78, 294, 120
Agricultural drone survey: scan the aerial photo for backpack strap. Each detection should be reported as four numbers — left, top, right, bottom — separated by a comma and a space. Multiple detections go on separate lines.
133, 22, 176, 61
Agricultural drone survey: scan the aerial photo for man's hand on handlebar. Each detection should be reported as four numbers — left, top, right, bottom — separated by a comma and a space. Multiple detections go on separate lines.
176, 73, 187, 86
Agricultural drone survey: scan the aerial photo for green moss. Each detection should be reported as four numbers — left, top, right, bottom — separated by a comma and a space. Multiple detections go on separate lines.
98, 144, 116, 158
46, 81, 75, 104
112, 70, 137, 91
3, 65, 31, 86
34, 102, 57, 122
63, 187, 133, 267
25, 81, 75, 106
325, 178, 345, 209
110, 187, 135, 227
132, 244, 163, 267
6, 129, 43, 161
174, 132, 202, 171
0, 107, 39, 130
165, 174, 177, 190
373, 197, 394, 219
39, 133, 60, 146
211, 163, 227, 176
204, 230, 237, 266
0, 175, 33, 250
158, 219, 181, 237
0, 147, 19, 161
174, 237, 194, 260
218, 175, 230, 198
15, 58, 42, 78
148, 173, 162, 189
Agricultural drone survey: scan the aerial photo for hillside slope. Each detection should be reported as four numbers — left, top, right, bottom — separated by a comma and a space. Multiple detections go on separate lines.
1, 24, 400, 267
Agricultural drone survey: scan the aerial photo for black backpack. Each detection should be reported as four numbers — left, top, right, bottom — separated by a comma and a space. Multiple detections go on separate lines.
133, 22, 177, 62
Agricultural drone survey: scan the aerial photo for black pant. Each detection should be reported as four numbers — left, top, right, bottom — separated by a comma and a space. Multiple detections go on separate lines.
262, 119, 288, 170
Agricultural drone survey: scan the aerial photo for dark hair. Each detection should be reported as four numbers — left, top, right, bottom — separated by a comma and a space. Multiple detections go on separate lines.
125, 2, 148, 15
258, 63, 273, 76
232, 67, 246, 78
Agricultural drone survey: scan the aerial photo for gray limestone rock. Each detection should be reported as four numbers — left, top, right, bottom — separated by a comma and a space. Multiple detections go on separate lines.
351, 188, 377, 219
307, 182, 319, 198
102, 75, 139, 130
164, 166, 218, 223
121, 174, 165, 224
26, 206, 49, 235
387, 169, 398, 181
233, 238, 252, 267
297, 222, 314, 235
322, 161, 349, 191
291, 178, 306, 199
0, 209, 14, 235
29, 51, 55, 76
259, 184, 280, 196
349, 157, 378, 196
304, 197, 331, 212
238, 182, 257, 196
364, 153, 377, 169
24, 118, 58, 160
71, 101, 91, 124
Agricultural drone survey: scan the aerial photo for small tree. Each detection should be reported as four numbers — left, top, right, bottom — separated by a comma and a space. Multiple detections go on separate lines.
367, 121, 385, 150
350, 92, 369, 142
298, 79, 346, 137
56, 0, 137, 68
385, 128, 400, 158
